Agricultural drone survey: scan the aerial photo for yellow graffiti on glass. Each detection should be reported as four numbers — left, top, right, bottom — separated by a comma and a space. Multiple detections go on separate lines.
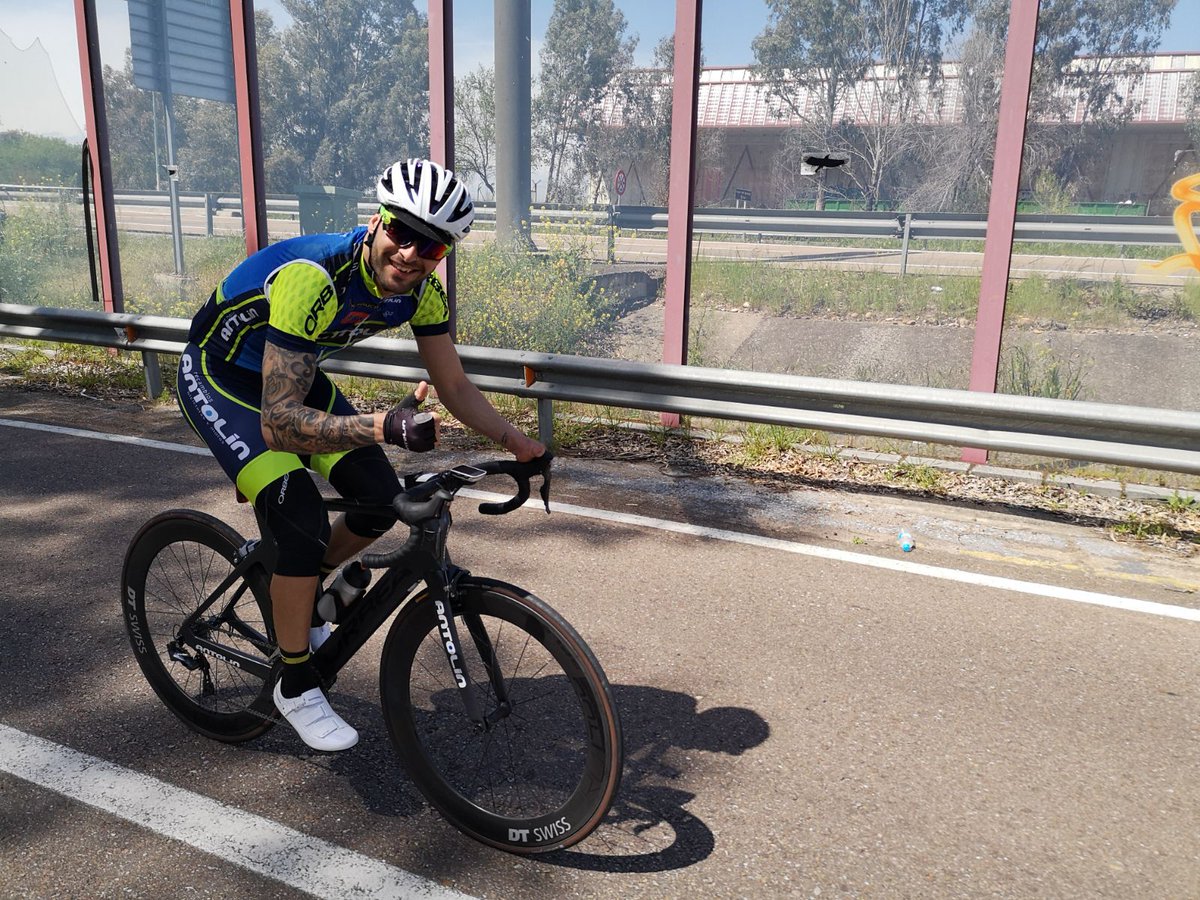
1150, 172, 1200, 274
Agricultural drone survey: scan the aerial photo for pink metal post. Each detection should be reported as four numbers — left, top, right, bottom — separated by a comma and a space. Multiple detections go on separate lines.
661, 0, 703, 426
230, 0, 267, 256
428, 0, 458, 334
963, 0, 1041, 464
73, 0, 123, 312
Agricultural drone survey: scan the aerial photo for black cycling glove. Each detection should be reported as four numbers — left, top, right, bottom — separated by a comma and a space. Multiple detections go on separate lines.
383, 392, 437, 452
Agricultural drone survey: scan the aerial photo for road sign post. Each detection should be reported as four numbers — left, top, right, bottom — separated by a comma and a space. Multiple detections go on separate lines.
128, 0, 236, 276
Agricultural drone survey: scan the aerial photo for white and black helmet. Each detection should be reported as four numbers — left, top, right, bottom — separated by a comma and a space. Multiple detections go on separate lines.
377, 158, 474, 242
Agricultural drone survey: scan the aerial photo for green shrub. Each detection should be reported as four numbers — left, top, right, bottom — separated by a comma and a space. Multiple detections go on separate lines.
0, 132, 80, 185
455, 239, 608, 354
0, 200, 93, 306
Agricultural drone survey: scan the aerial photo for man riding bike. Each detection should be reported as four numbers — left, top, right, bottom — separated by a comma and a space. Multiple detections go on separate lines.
177, 158, 544, 752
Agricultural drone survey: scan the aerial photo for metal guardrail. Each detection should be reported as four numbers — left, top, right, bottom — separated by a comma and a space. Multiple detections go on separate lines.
612, 205, 1179, 245
1, 184, 1175, 245
2, 302, 1199, 475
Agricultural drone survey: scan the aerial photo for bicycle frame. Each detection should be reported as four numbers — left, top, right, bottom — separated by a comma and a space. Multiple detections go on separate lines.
317, 495, 511, 728
173, 491, 512, 729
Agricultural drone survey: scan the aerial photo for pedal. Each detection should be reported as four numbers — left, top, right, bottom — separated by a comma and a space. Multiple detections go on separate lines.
234, 539, 260, 563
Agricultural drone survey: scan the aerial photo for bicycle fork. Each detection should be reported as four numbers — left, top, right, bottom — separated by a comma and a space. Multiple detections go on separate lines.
430, 567, 512, 730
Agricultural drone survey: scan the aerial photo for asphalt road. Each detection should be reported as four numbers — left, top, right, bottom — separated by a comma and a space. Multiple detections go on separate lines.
1, 386, 1197, 898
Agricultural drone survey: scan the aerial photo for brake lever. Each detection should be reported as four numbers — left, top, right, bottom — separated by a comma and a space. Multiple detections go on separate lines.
477, 453, 554, 516
539, 467, 552, 512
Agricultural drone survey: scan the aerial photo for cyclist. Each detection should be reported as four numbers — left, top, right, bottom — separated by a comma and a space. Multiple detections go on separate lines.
177, 158, 544, 752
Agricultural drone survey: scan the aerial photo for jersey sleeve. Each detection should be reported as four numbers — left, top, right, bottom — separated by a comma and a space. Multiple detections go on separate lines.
263, 259, 338, 353
409, 272, 451, 336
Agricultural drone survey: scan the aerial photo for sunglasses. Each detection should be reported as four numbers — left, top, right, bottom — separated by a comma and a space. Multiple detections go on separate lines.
378, 208, 454, 261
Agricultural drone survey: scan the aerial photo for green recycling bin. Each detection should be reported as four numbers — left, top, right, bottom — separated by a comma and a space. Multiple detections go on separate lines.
296, 184, 363, 235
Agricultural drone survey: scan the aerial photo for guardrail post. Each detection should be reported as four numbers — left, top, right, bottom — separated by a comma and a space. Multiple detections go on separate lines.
141, 351, 163, 399
205, 192, 216, 236
537, 398, 554, 447
607, 205, 616, 263
898, 213, 912, 276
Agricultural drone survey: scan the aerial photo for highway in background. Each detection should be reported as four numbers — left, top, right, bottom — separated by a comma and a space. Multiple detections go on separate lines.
104, 203, 1192, 287
4, 185, 1190, 287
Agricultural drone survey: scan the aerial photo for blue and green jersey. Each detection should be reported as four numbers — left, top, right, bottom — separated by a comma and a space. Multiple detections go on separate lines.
187, 227, 449, 371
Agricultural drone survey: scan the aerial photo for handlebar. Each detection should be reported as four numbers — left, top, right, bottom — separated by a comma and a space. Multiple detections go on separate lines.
360, 452, 554, 570
473, 454, 554, 516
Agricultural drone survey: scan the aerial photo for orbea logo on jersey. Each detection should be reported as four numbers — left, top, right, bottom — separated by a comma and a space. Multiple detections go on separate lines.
180, 354, 251, 461
304, 284, 336, 336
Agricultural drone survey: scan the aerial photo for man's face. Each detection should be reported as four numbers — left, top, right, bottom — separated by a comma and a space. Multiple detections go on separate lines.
367, 213, 440, 295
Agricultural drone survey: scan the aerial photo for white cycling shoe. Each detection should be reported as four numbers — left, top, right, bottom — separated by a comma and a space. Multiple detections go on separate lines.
273, 682, 359, 752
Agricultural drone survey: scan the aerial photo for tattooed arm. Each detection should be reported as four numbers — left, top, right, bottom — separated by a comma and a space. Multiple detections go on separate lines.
260, 341, 384, 453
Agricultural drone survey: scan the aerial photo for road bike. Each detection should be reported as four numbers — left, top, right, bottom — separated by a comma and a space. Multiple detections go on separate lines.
120, 454, 623, 854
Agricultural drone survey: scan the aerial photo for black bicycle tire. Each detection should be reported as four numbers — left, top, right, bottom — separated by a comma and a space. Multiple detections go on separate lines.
121, 509, 278, 743
379, 577, 623, 854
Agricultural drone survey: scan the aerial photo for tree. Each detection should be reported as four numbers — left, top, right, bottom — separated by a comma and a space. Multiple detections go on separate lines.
243, 11, 305, 195
902, 28, 1004, 211
262, 0, 430, 192
535, 0, 636, 203
752, 0, 967, 209
174, 98, 241, 193
100, 53, 160, 191
595, 36, 677, 205
100, 56, 240, 194
1186, 72, 1200, 152
971, 0, 1177, 192
0, 131, 80, 186
454, 66, 497, 198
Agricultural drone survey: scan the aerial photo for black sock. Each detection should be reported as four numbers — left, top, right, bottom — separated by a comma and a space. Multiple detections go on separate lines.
279, 647, 320, 699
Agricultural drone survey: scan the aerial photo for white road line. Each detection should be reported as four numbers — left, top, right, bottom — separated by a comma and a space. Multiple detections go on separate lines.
0, 725, 473, 900
4, 415, 1198, 623
0, 417, 210, 456
460, 489, 1200, 623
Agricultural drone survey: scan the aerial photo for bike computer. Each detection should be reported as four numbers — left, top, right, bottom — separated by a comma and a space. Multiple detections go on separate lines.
448, 465, 487, 483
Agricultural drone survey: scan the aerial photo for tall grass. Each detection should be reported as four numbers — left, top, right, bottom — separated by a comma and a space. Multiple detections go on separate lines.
0, 198, 244, 316
692, 260, 1198, 329
0, 202, 611, 356
118, 234, 245, 318
999, 342, 1088, 400
0, 200, 94, 307
693, 261, 976, 320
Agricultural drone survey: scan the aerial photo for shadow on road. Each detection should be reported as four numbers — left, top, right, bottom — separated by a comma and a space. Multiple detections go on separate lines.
544, 684, 770, 873
289, 682, 770, 874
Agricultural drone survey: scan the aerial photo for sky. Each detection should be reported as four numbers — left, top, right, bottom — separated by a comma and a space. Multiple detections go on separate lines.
1, 0, 1198, 134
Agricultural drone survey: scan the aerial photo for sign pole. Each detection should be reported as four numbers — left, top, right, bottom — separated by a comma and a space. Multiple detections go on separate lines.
161, 93, 186, 277
149, 0, 186, 277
